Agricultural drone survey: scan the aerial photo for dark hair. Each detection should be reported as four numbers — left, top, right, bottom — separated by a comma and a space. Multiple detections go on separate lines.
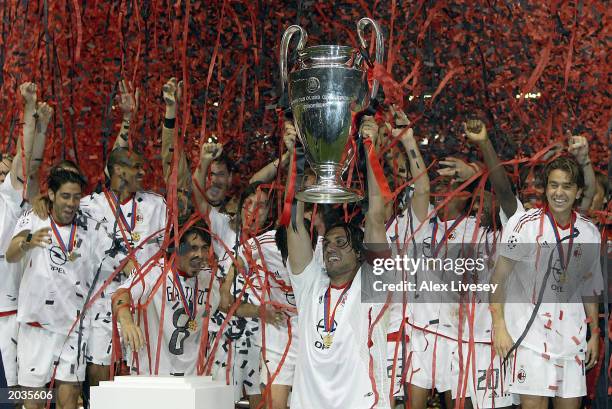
324, 221, 364, 260
544, 156, 584, 190
168, 223, 211, 256
212, 153, 233, 174
47, 169, 87, 193
180, 225, 211, 248
107, 148, 143, 177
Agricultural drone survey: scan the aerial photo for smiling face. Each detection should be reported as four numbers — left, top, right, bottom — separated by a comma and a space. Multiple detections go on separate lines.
322, 226, 360, 278
49, 182, 83, 224
206, 161, 231, 205
114, 153, 145, 193
545, 169, 581, 220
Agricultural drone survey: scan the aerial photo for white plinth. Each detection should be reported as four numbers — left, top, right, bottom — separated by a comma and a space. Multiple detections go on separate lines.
91, 375, 234, 409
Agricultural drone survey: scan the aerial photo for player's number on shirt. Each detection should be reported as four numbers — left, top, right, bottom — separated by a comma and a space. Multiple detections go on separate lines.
169, 307, 190, 355
476, 369, 499, 391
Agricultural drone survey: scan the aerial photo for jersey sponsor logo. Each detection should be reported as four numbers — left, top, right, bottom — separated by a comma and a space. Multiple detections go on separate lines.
314, 318, 337, 350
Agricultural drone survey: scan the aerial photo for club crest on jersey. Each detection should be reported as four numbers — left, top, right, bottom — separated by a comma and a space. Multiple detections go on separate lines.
517, 368, 526, 383
448, 231, 456, 241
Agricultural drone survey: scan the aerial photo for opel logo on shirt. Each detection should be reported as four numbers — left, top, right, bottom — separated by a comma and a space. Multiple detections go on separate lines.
49, 245, 67, 266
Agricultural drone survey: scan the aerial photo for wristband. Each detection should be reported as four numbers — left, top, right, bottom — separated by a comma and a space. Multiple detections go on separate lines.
115, 303, 131, 316
25, 233, 32, 243
164, 117, 176, 129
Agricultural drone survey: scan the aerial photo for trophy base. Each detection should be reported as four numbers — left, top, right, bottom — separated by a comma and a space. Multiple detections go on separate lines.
295, 185, 363, 204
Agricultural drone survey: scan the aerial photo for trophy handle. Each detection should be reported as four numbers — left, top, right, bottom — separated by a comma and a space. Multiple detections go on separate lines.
356, 18, 384, 100
280, 25, 308, 95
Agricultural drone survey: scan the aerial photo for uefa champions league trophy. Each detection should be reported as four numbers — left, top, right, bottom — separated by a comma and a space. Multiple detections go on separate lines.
280, 18, 384, 203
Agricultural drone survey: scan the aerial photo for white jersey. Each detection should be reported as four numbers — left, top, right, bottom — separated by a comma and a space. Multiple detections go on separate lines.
0, 175, 26, 312
409, 213, 480, 339
79, 190, 167, 290
500, 208, 603, 358
12, 210, 105, 335
122, 262, 220, 375
241, 230, 297, 354
289, 259, 391, 409
461, 198, 524, 343
206, 207, 237, 261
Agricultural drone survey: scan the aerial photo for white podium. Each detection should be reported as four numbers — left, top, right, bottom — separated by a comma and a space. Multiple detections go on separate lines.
91, 375, 234, 409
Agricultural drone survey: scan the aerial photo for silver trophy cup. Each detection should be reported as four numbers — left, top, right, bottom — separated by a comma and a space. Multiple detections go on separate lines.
280, 18, 384, 203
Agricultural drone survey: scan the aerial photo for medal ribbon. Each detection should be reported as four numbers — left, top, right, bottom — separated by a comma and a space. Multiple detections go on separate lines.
173, 270, 199, 322
323, 280, 353, 334
104, 190, 137, 233
431, 214, 467, 257
545, 208, 575, 271
49, 217, 77, 257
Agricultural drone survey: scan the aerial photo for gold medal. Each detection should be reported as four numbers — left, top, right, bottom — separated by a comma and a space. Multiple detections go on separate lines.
188, 319, 198, 331
131, 232, 141, 242
559, 270, 566, 284
322, 334, 334, 348
68, 252, 77, 262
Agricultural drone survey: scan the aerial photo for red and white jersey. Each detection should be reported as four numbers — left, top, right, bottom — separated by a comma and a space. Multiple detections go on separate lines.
206, 207, 236, 262
460, 198, 523, 343
241, 230, 298, 354
408, 213, 480, 339
385, 206, 425, 334
0, 175, 26, 312
289, 259, 391, 409
500, 208, 603, 358
122, 262, 220, 376
79, 190, 167, 293
12, 210, 104, 335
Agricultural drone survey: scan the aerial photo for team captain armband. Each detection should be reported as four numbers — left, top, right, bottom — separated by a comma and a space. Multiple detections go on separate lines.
362, 244, 392, 265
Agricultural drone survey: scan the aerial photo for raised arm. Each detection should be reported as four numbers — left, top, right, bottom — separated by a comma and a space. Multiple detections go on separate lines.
249, 151, 291, 184
361, 116, 387, 245
12, 82, 37, 192
464, 119, 517, 218
193, 142, 223, 216
112, 80, 138, 151
26, 102, 53, 200
391, 106, 430, 224
283, 121, 313, 275
161, 78, 190, 188
568, 135, 596, 213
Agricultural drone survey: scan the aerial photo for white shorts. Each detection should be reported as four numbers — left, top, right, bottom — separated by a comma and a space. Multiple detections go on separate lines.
0, 313, 18, 386
210, 333, 261, 400
508, 345, 586, 398
86, 323, 113, 366
17, 324, 88, 387
450, 342, 514, 408
259, 321, 297, 386
406, 327, 455, 392
387, 332, 410, 397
